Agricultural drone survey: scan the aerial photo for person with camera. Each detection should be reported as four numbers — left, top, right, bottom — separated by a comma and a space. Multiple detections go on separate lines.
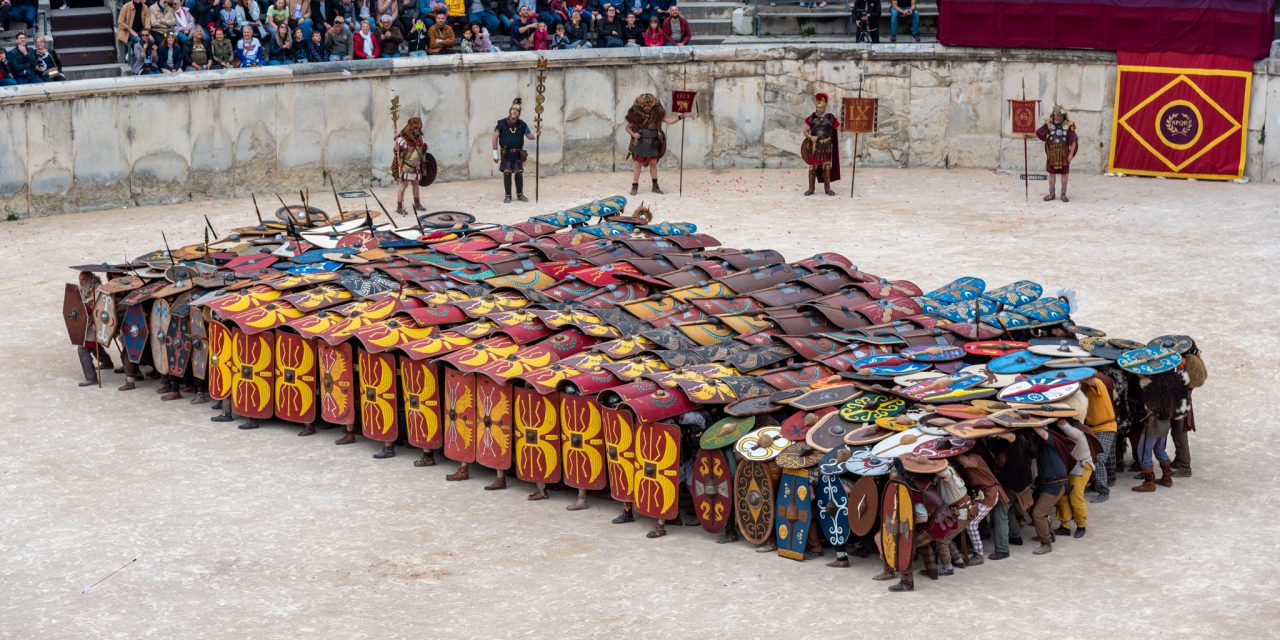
852, 0, 879, 43
131, 29, 163, 74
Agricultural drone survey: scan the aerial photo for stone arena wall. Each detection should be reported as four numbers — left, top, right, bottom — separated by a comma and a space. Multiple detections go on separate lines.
1, 44, 1276, 216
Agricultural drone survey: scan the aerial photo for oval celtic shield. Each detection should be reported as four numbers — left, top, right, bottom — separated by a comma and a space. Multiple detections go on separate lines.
848, 475, 880, 536
734, 460, 775, 546
150, 298, 172, 377
815, 474, 850, 546
94, 292, 118, 344
881, 479, 914, 573
691, 448, 732, 534
121, 304, 149, 365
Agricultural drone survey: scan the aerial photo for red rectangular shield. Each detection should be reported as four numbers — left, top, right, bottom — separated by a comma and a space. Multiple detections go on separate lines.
473, 377, 514, 471
602, 408, 637, 503
1009, 99, 1039, 135
1108, 52, 1252, 180
671, 90, 697, 114
559, 394, 607, 490
207, 319, 234, 401
443, 368, 478, 463
231, 327, 274, 420
633, 421, 681, 520
274, 332, 317, 424
514, 388, 561, 484
358, 349, 399, 443
842, 97, 878, 134
318, 342, 355, 425
401, 357, 443, 450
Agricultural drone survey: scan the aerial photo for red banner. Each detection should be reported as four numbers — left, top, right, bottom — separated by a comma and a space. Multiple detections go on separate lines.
1108, 52, 1253, 180
1010, 100, 1039, 135
841, 98, 877, 134
671, 90, 697, 114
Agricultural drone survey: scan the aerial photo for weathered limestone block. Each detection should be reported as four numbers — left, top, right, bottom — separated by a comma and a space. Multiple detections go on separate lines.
321, 79, 374, 190
127, 94, 193, 206
0, 107, 29, 216
562, 67, 616, 174
71, 96, 132, 211
190, 88, 236, 201
710, 75, 765, 169
226, 85, 281, 195
906, 86, 950, 167
26, 101, 73, 215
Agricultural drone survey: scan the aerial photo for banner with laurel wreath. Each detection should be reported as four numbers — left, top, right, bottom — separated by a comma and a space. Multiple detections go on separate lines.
1107, 52, 1252, 180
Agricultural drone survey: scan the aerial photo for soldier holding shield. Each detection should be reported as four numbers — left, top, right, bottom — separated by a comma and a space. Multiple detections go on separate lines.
801, 92, 841, 196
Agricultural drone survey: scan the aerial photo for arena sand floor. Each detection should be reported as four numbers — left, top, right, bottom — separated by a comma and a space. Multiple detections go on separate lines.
2, 168, 1277, 639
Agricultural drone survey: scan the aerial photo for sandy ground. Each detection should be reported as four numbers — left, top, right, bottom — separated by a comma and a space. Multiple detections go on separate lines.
2, 167, 1278, 639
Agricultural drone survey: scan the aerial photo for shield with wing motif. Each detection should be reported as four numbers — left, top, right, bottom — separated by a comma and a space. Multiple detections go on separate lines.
318, 342, 355, 425
691, 448, 733, 533
473, 377, 514, 471
602, 407, 637, 502
514, 387, 561, 484
206, 319, 234, 400
358, 349, 399, 442
633, 421, 680, 520
273, 332, 317, 424
231, 327, 274, 420
443, 368, 478, 463
559, 394, 607, 490
401, 357, 443, 450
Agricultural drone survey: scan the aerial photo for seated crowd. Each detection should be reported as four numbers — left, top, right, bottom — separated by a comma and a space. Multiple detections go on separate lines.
0, 31, 66, 85
111, 0, 691, 75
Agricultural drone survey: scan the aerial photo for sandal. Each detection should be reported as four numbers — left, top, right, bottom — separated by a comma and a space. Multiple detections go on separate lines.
566, 498, 589, 511
645, 524, 667, 539
528, 492, 549, 501
414, 453, 436, 467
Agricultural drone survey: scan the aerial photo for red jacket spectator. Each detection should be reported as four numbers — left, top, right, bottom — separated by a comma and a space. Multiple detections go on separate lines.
353, 25, 381, 58
662, 9, 690, 46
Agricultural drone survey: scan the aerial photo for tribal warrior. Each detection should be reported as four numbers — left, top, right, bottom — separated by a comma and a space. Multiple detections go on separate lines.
1036, 105, 1078, 202
624, 93, 684, 195
802, 92, 841, 196
392, 116, 429, 215
491, 98, 537, 203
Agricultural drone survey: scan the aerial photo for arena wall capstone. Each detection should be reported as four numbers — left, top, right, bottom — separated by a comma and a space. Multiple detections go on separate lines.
1, 43, 1275, 216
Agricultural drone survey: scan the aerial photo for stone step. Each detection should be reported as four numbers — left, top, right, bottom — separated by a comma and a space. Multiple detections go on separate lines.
690, 33, 727, 45
57, 44, 117, 66
688, 17, 732, 36
64, 0, 104, 9
676, 1, 739, 20
50, 26, 115, 48
48, 6, 111, 31
63, 61, 125, 80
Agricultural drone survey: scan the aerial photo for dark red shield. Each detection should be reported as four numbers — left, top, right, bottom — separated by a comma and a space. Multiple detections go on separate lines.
474, 377, 514, 471
231, 327, 274, 420
559, 394, 607, 491
318, 342, 355, 425
401, 357, 443, 450
514, 388, 561, 484
443, 368, 478, 464
358, 349, 399, 442
62, 283, 88, 346
274, 332, 317, 424
602, 407, 637, 503
633, 421, 681, 520
692, 448, 733, 533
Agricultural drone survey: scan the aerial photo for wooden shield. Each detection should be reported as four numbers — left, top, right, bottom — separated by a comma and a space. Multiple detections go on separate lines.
164, 313, 193, 377
189, 312, 209, 380
814, 474, 850, 546
514, 388, 561, 484
62, 283, 89, 346
775, 469, 813, 561
602, 407, 637, 503
94, 292, 118, 344
121, 304, 149, 364
559, 395, 607, 491
633, 421, 681, 520
318, 342, 356, 426
734, 460, 776, 545
443, 368, 478, 464
691, 448, 733, 533
880, 480, 914, 573
474, 377, 514, 471
150, 298, 173, 376
230, 327, 274, 420
206, 320, 234, 400
358, 349, 399, 442
401, 357, 443, 450
849, 475, 880, 537
274, 332, 317, 424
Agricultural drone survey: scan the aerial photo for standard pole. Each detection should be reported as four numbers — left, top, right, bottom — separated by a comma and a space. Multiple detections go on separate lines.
1021, 78, 1029, 202
679, 118, 686, 197
850, 133, 859, 198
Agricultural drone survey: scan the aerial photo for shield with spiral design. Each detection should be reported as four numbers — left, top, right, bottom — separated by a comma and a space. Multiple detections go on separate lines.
814, 474, 850, 546
691, 448, 732, 533
734, 460, 776, 545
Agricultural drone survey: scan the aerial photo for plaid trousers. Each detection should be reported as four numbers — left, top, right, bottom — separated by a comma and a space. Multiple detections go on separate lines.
966, 501, 994, 555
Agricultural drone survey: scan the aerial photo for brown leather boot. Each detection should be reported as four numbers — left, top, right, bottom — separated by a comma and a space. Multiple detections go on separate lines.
160, 391, 183, 401
1156, 462, 1174, 487
484, 474, 507, 490
445, 465, 470, 481
888, 573, 914, 592
1131, 468, 1157, 492
804, 169, 816, 196
335, 431, 357, 445
414, 452, 436, 467
297, 424, 316, 437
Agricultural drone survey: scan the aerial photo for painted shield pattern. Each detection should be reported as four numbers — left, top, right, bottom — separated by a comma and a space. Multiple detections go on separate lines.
559, 394, 607, 490
121, 304, 149, 364
62, 283, 89, 346
94, 292, 118, 344
150, 298, 172, 376
602, 407, 637, 502
633, 421, 681, 520
230, 327, 274, 420
734, 460, 776, 546
443, 368, 478, 464
401, 357, 443, 450
358, 349, 400, 443
164, 312, 193, 377
814, 474, 850, 546
274, 332, 317, 424
318, 342, 356, 425
514, 387, 561, 484
775, 469, 813, 561
691, 448, 733, 533
881, 480, 914, 573
189, 312, 208, 380
206, 319, 234, 400
474, 377, 514, 471
849, 475, 880, 536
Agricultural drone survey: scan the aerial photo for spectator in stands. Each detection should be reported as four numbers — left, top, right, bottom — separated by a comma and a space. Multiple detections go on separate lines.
132, 29, 162, 74
186, 26, 212, 69
210, 27, 235, 66
8, 0, 35, 30
0, 0, 11, 33
532, 19, 549, 49
326, 15, 353, 58
394, 0, 415, 34
661, 4, 688, 45
650, 0, 673, 22
547, 0, 567, 23
311, 0, 338, 31
642, 14, 661, 45
376, 13, 403, 55
376, 0, 396, 23
173, 1, 197, 43
0, 50, 17, 86
563, 9, 590, 47
193, 0, 216, 33
217, 0, 240, 42
5, 31, 37, 83
356, 0, 373, 26
620, 11, 642, 46
470, 22, 500, 51
239, 0, 265, 38
304, 25, 329, 59
597, 4, 622, 46
266, 22, 291, 62
852, 0, 880, 43
287, 0, 313, 38
563, 0, 590, 27
427, 10, 454, 52
549, 21, 568, 48
468, 0, 504, 35
32, 35, 64, 81
290, 26, 309, 60
266, 0, 289, 30
620, 0, 646, 24
118, 0, 153, 47
157, 31, 185, 72
888, 0, 918, 42
406, 16, 428, 54
151, 0, 179, 37
510, 6, 537, 49
337, 0, 356, 24
236, 24, 266, 64
353, 16, 379, 57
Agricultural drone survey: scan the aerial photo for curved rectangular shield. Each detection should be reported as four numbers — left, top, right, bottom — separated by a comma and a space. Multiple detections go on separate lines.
514, 387, 561, 484
401, 357, 443, 450
443, 368, 478, 463
274, 332, 317, 424
775, 469, 813, 561
231, 327, 274, 420
474, 377, 514, 471
559, 394, 607, 490
633, 421, 681, 520
358, 349, 399, 443
318, 342, 356, 425
602, 407, 637, 503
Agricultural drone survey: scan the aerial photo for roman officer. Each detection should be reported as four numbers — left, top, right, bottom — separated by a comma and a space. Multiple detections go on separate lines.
392, 116, 429, 215
1036, 104, 1078, 202
802, 92, 841, 196
491, 98, 536, 203
624, 92, 684, 195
